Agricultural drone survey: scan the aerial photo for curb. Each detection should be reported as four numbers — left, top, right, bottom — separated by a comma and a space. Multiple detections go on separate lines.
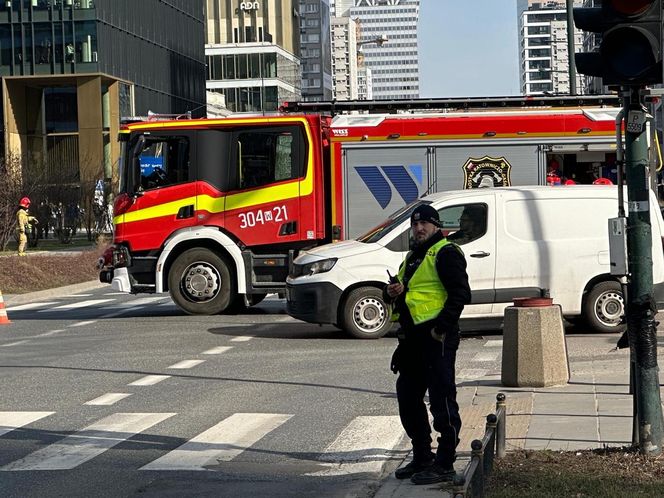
4, 280, 106, 307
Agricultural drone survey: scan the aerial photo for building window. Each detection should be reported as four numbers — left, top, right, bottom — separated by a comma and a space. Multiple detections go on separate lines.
45, 87, 78, 133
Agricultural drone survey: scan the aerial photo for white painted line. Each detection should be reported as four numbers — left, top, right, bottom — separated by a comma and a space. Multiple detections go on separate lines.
128, 375, 171, 386
38, 299, 114, 312
6, 302, 58, 311
101, 297, 169, 309
167, 359, 205, 369
1, 412, 175, 471
202, 346, 233, 355
472, 352, 500, 362
484, 340, 503, 348
69, 320, 97, 328
84, 393, 133, 406
34, 329, 65, 338
0, 340, 30, 348
140, 413, 293, 471
306, 416, 405, 476
457, 368, 488, 379
230, 336, 254, 342
100, 306, 146, 319
104, 292, 128, 296
0, 412, 54, 437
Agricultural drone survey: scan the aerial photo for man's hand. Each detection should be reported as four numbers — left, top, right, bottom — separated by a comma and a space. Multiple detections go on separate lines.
390, 345, 402, 374
386, 282, 404, 298
431, 326, 445, 342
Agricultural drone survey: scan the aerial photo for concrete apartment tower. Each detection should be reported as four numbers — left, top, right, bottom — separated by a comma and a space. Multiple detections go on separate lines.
518, 0, 585, 95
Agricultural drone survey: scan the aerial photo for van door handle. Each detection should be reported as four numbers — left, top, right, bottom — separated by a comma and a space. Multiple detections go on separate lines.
470, 251, 490, 258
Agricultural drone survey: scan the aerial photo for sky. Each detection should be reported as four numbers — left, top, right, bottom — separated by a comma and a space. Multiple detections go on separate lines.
418, 0, 521, 98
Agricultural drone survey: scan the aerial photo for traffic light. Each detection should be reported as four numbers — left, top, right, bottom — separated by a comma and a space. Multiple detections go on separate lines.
573, 0, 662, 86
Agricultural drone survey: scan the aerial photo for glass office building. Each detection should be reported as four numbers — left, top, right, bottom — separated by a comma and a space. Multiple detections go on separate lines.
0, 0, 206, 192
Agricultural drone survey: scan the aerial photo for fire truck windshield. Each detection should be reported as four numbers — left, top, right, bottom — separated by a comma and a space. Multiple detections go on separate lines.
356, 200, 429, 244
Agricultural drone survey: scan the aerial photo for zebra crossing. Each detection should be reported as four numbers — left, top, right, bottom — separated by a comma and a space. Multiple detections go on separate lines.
0, 410, 407, 475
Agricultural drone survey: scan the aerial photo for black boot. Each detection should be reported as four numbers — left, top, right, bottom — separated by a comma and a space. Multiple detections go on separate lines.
394, 458, 434, 480
410, 463, 456, 485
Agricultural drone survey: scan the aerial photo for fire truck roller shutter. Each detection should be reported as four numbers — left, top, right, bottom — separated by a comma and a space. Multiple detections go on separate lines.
156, 227, 247, 295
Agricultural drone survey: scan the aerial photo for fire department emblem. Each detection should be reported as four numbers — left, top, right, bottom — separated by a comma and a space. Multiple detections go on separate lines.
462, 156, 512, 189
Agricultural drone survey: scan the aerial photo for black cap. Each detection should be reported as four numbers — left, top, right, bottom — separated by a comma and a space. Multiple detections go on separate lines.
411, 204, 440, 227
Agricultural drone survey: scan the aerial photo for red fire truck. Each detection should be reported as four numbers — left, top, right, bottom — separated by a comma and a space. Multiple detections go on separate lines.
98, 95, 621, 315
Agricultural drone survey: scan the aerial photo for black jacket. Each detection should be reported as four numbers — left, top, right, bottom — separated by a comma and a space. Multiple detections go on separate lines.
384, 231, 471, 336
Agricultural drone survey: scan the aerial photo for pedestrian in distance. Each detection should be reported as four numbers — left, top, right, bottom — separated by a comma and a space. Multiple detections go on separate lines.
385, 204, 471, 485
16, 196, 38, 256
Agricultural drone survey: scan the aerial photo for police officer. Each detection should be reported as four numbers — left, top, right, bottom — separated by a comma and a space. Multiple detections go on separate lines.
16, 196, 38, 256
385, 204, 470, 485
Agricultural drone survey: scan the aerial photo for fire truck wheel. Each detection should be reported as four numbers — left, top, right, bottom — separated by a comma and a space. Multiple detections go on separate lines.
168, 248, 234, 315
583, 281, 626, 334
341, 286, 392, 339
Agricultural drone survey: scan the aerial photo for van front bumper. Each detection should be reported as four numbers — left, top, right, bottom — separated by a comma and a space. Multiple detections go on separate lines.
286, 281, 343, 325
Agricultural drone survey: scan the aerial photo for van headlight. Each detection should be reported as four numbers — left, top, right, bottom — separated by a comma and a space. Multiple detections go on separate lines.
294, 258, 337, 277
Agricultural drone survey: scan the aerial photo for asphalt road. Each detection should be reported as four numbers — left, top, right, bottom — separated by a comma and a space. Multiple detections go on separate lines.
0, 287, 624, 497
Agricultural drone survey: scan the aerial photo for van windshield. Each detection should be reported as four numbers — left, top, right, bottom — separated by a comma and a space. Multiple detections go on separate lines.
357, 200, 430, 243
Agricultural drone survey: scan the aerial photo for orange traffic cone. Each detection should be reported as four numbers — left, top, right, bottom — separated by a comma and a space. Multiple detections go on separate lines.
0, 290, 11, 325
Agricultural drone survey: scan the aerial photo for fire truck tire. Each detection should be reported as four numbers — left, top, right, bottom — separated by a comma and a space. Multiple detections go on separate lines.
341, 286, 392, 339
168, 248, 235, 315
583, 280, 626, 334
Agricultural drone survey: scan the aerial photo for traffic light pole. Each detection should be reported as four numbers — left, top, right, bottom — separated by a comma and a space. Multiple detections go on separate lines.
623, 86, 664, 455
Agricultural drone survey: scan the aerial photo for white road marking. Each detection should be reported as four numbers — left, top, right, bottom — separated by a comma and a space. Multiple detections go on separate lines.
0, 340, 30, 347
101, 297, 169, 309
472, 352, 500, 362
457, 368, 488, 379
167, 359, 205, 369
202, 346, 233, 355
128, 375, 171, 386
69, 320, 97, 328
100, 306, 146, 319
1, 412, 175, 471
38, 299, 114, 312
84, 393, 133, 406
484, 340, 503, 348
230, 336, 254, 342
140, 413, 293, 471
0, 412, 54, 437
306, 416, 405, 476
104, 292, 128, 296
34, 329, 65, 338
5, 302, 58, 311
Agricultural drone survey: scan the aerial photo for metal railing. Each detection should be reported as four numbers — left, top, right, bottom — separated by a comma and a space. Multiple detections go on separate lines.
452, 393, 507, 498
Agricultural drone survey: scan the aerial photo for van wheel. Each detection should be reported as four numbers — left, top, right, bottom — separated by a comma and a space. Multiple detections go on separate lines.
583, 281, 625, 333
168, 248, 234, 315
341, 287, 392, 339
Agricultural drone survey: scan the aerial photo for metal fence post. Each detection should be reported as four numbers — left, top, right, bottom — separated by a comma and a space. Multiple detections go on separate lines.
470, 439, 484, 497
496, 392, 506, 458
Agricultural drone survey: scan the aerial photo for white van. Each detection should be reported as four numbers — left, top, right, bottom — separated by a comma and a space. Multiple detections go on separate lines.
286, 186, 664, 339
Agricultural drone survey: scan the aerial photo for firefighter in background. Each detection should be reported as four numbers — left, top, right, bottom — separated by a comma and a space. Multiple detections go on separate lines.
16, 197, 38, 256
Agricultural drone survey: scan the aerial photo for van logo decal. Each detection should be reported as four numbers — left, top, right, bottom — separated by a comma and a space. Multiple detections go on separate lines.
462, 156, 512, 189
355, 165, 422, 209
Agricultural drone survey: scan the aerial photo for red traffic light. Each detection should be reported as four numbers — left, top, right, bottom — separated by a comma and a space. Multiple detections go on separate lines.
610, 0, 655, 16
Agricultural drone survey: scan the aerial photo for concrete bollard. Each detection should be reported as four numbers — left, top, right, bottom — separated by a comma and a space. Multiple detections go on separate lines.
501, 301, 569, 387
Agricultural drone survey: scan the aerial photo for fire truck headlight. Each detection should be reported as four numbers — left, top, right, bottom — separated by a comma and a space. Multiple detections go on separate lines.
302, 258, 337, 276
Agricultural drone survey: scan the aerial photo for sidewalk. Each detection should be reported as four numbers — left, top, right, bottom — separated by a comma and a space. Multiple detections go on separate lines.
375, 347, 639, 497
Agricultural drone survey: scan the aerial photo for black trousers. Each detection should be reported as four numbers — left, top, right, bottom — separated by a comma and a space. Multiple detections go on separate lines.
395, 331, 461, 467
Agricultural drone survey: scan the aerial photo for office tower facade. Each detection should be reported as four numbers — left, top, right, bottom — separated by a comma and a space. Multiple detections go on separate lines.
348, 0, 419, 100
204, 0, 301, 112
0, 0, 206, 195
331, 15, 359, 100
299, 0, 333, 102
